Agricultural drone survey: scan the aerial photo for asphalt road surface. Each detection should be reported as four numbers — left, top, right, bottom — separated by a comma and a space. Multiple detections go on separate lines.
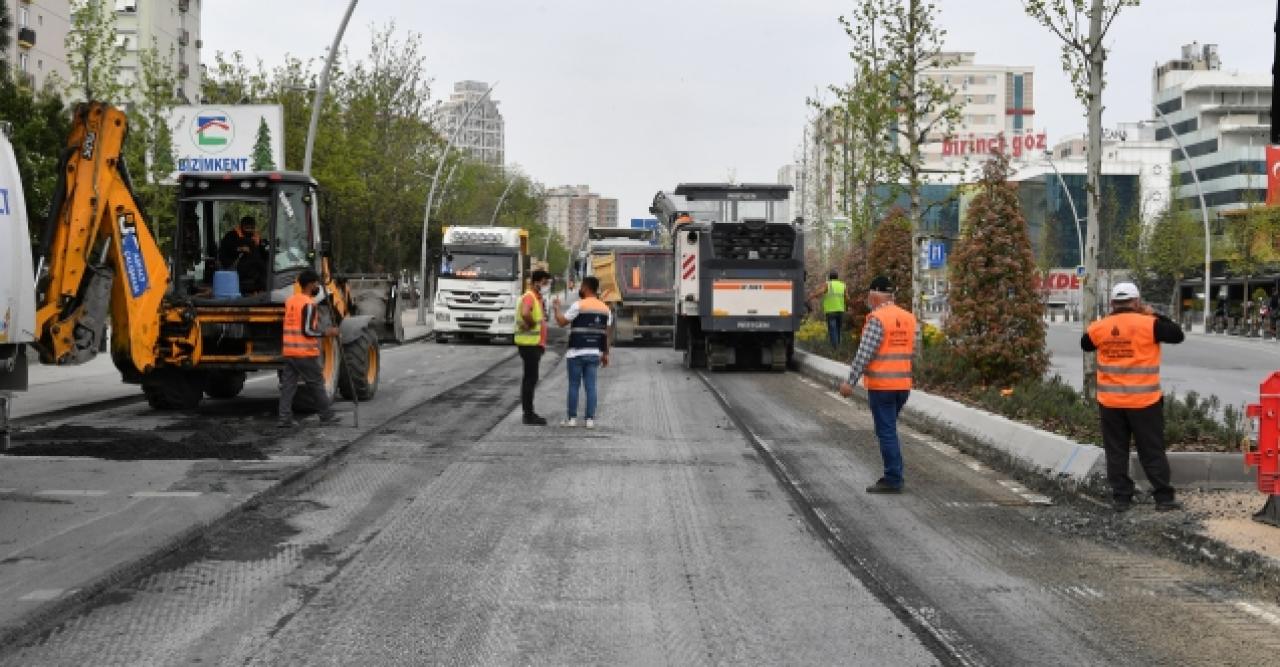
1046, 321, 1280, 407
4, 343, 1280, 665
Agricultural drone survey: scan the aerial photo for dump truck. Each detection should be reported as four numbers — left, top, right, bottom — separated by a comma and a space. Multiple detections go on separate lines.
587, 226, 674, 344
0, 125, 37, 448
432, 226, 530, 344
24, 102, 400, 411
650, 183, 804, 371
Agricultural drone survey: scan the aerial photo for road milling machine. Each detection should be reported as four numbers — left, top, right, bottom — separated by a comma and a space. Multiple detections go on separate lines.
17, 102, 400, 412
650, 183, 804, 371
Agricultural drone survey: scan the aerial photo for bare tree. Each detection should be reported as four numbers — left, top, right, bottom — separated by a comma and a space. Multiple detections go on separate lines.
1023, 0, 1141, 397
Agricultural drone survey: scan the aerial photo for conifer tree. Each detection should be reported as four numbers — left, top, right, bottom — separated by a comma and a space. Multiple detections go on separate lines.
867, 208, 915, 311
251, 117, 276, 171
945, 152, 1047, 385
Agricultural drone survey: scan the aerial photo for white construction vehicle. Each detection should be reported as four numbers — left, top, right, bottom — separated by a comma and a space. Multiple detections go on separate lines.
0, 126, 37, 448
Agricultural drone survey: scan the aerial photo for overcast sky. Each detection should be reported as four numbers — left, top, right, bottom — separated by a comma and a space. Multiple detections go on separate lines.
202, 1, 1269, 221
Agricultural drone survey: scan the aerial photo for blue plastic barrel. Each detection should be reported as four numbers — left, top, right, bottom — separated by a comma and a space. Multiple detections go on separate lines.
212, 270, 241, 299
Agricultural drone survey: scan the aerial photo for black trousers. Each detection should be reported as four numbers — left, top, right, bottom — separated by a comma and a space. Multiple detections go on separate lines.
1099, 400, 1174, 503
518, 345, 544, 416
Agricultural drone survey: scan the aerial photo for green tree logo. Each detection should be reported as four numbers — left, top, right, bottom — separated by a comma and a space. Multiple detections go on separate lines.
251, 117, 275, 171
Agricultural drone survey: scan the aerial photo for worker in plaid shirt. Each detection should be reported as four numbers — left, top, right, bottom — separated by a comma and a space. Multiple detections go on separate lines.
840, 275, 917, 494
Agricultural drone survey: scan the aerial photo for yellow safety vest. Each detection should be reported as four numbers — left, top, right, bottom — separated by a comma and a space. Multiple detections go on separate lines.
514, 289, 544, 347
823, 280, 846, 314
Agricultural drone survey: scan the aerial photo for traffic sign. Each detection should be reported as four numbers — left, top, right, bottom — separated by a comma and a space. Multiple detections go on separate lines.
927, 242, 947, 269
1075, 265, 1086, 277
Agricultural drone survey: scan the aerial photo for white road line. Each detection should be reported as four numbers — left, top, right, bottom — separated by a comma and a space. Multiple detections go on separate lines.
19, 588, 71, 602
1235, 601, 1280, 627
130, 491, 203, 498
34, 489, 109, 497
0, 488, 16, 493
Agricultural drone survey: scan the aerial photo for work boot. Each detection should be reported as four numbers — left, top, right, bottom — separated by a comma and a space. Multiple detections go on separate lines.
318, 413, 341, 425
560, 417, 578, 428
1112, 497, 1134, 513
523, 413, 548, 426
277, 418, 300, 429
1154, 499, 1183, 512
865, 479, 903, 494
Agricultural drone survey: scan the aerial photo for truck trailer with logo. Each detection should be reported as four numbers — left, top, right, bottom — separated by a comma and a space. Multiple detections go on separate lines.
650, 183, 803, 371
433, 226, 530, 344
0, 125, 37, 448
587, 226, 674, 344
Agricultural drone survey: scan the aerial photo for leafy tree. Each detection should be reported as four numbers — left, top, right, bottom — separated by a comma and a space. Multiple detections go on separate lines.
250, 118, 276, 171
867, 208, 915, 312
0, 76, 71, 246
1226, 201, 1280, 310
120, 44, 179, 246
0, 1, 12, 63
64, 0, 125, 102
869, 0, 963, 323
1024, 0, 1141, 395
1119, 195, 1200, 316
945, 153, 1048, 386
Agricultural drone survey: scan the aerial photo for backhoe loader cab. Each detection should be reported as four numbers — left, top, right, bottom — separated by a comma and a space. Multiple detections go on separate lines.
175, 173, 321, 301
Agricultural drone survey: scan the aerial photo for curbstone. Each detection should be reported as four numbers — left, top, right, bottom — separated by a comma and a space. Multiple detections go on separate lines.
794, 350, 1253, 489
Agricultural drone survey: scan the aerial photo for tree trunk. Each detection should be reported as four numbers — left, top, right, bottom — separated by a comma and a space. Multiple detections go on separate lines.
1081, 0, 1105, 399
906, 0, 924, 344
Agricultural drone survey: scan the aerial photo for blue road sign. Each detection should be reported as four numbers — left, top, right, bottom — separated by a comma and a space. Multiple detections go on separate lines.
927, 241, 947, 269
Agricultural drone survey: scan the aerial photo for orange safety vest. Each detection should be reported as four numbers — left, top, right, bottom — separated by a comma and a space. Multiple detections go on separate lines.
283, 292, 321, 358
863, 304, 916, 391
1087, 311, 1162, 409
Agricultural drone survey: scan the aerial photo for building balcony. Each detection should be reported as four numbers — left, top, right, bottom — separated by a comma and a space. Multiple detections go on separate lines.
178, 63, 189, 79
178, 30, 189, 46
17, 28, 35, 49
15, 71, 35, 88
178, 0, 190, 11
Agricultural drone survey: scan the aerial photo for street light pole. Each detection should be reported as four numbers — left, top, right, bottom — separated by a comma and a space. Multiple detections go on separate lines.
488, 177, 517, 227
1153, 106, 1213, 333
1043, 153, 1086, 272
416, 83, 497, 325
303, 0, 358, 176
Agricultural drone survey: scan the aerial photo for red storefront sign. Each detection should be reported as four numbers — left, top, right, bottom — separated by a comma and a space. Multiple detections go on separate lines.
1038, 270, 1081, 305
942, 131, 1049, 159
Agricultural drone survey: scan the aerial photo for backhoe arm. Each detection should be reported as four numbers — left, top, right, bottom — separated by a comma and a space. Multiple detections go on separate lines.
35, 103, 169, 374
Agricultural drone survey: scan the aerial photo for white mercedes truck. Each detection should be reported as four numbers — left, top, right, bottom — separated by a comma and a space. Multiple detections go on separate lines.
433, 226, 530, 344
1, 126, 37, 448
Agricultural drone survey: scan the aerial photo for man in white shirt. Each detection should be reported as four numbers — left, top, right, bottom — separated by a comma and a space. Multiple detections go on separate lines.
551, 276, 612, 429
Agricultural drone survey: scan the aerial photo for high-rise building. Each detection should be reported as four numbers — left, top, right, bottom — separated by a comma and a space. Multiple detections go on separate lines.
439, 80, 504, 166
3, 0, 72, 92
113, 0, 202, 103
1152, 42, 1268, 217
920, 52, 1037, 171
541, 185, 618, 249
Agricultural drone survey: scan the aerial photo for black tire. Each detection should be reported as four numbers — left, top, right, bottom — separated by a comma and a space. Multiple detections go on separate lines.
339, 328, 380, 401
204, 371, 247, 399
142, 370, 205, 410
434, 332, 450, 344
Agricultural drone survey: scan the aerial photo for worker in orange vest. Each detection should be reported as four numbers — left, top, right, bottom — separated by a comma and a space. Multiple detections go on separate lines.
840, 275, 916, 494
278, 269, 340, 428
1082, 282, 1185, 512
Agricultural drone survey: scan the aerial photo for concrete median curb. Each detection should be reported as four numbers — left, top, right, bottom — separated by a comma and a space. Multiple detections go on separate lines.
793, 350, 1253, 489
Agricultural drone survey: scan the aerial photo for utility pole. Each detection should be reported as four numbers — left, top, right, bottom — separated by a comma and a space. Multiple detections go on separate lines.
416, 83, 497, 325
303, 0, 358, 176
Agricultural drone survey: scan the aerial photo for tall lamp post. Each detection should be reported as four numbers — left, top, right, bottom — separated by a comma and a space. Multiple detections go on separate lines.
1152, 106, 1213, 333
416, 83, 497, 325
303, 0, 358, 176
488, 177, 518, 227
1043, 153, 1086, 272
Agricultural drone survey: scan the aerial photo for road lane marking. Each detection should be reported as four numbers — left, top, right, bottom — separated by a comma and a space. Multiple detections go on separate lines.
130, 491, 203, 498
35, 490, 109, 497
1235, 601, 1280, 627
19, 588, 73, 602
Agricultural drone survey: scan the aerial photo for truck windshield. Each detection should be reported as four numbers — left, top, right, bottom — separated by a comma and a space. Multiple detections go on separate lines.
272, 185, 311, 273
440, 252, 517, 281
617, 253, 673, 296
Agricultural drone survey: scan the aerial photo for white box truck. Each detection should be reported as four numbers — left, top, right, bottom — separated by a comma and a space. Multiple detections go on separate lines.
1, 127, 37, 447
433, 226, 530, 344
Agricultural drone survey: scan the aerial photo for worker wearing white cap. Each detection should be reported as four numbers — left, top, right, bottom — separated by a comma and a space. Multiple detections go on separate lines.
1081, 281, 1185, 512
